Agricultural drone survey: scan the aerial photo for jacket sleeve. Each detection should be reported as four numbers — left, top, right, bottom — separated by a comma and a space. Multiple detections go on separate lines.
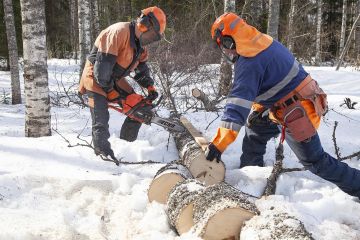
93, 31, 122, 92
212, 61, 263, 152
134, 61, 154, 88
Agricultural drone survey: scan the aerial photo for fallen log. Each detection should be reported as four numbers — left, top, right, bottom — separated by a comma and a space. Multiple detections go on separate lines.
171, 116, 225, 185
240, 210, 314, 240
148, 161, 192, 204
166, 179, 206, 235
192, 182, 259, 240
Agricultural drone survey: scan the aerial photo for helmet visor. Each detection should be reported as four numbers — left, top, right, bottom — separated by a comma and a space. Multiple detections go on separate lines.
139, 28, 161, 46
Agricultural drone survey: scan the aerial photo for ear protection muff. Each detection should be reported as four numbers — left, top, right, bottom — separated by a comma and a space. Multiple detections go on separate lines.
138, 12, 160, 33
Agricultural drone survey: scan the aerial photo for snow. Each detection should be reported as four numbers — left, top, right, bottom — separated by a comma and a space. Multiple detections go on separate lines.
0, 59, 359, 239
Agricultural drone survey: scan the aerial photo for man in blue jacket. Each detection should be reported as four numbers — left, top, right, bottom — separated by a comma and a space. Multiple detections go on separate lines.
205, 12, 360, 199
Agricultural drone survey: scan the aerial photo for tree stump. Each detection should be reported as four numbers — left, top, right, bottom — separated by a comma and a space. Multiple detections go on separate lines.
192, 182, 259, 240
166, 179, 206, 235
172, 117, 225, 185
240, 210, 314, 240
148, 161, 192, 204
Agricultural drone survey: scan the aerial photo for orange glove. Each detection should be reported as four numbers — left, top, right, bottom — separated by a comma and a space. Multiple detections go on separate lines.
106, 88, 121, 102
121, 93, 144, 114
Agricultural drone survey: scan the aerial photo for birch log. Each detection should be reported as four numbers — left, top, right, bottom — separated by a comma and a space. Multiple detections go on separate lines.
241, 210, 314, 240
166, 179, 206, 235
148, 161, 192, 204
192, 182, 259, 240
174, 117, 225, 185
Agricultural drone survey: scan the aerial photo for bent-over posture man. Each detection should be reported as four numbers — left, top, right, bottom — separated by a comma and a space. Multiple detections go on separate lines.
205, 12, 360, 199
79, 6, 166, 160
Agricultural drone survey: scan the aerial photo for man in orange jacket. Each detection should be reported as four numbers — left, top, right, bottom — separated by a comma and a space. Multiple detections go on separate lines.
205, 12, 360, 199
79, 6, 166, 160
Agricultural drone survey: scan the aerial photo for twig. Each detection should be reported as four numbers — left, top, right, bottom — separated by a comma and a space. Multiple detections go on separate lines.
205, 112, 220, 130
340, 151, 360, 161
263, 143, 284, 197
281, 167, 305, 173
332, 121, 341, 159
52, 128, 163, 166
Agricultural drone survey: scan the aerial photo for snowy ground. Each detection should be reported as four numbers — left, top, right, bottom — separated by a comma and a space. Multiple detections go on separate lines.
0, 59, 360, 240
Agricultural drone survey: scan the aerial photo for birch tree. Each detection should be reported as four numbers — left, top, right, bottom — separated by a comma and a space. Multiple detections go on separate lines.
69, 0, 78, 59
339, 0, 347, 56
218, 0, 235, 97
90, 0, 100, 44
78, 0, 92, 77
287, 0, 296, 52
3, 0, 21, 104
20, 0, 51, 137
315, 0, 322, 65
267, 0, 280, 40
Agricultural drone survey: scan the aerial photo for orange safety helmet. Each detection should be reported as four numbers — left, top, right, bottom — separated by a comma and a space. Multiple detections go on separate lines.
137, 6, 166, 34
211, 12, 273, 58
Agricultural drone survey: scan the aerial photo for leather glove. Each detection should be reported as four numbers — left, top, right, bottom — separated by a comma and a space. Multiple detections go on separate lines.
106, 88, 121, 102
147, 85, 158, 101
204, 143, 222, 163
247, 109, 271, 127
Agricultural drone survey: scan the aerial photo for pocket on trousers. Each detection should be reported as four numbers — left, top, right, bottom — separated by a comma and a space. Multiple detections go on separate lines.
284, 106, 316, 142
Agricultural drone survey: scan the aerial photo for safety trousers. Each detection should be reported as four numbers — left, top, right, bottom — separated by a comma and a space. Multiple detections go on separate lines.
240, 117, 360, 199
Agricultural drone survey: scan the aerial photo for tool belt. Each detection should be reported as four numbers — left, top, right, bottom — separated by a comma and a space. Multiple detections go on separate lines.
270, 75, 328, 142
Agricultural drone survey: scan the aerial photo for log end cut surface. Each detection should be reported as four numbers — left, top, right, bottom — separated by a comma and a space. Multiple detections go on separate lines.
189, 153, 225, 186
148, 173, 185, 204
176, 203, 194, 235
203, 207, 255, 240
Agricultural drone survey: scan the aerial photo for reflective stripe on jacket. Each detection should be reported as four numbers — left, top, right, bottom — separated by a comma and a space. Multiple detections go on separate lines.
221, 40, 308, 131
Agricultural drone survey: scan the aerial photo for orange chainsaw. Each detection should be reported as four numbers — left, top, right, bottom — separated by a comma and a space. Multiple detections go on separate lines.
108, 95, 184, 133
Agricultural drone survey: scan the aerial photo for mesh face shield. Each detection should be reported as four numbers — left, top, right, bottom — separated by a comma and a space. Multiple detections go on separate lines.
139, 12, 162, 46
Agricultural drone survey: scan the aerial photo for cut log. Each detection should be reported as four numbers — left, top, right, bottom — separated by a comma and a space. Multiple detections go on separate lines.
172, 117, 225, 185
166, 179, 206, 235
192, 182, 259, 240
148, 161, 192, 204
192, 88, 217, 111
240, 210, 314, 240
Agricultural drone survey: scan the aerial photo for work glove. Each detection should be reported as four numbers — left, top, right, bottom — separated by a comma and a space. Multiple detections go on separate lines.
247, 109, 271, 127
147, 85, 158, 101
106, 88, 121, 102
204, 143, 222, 163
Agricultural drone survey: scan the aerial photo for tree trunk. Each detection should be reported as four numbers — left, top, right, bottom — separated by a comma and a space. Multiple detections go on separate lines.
166, 180, 258, 239
148, 161, 192, 204
241, 211, 314, 239
267, 0, 280, 40
90, 0, 100, 44
78, 0, 92, 78
192, 182, 258, 240
20, 0, 51, 137
241, 0, 264, 29
287, 0, 296, 52
166, 179, 205, 235
315, 0, 323, 65
69, 0, 78, 60
336, 13, 360, 70
339, 0, 347, 56
175, 117, 226, 185
3, 0, 21, 104
356, 0, 360, 64
218, 0, 235, 97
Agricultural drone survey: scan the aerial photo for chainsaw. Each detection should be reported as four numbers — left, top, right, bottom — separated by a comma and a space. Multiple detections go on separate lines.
108, 96, 185, 133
